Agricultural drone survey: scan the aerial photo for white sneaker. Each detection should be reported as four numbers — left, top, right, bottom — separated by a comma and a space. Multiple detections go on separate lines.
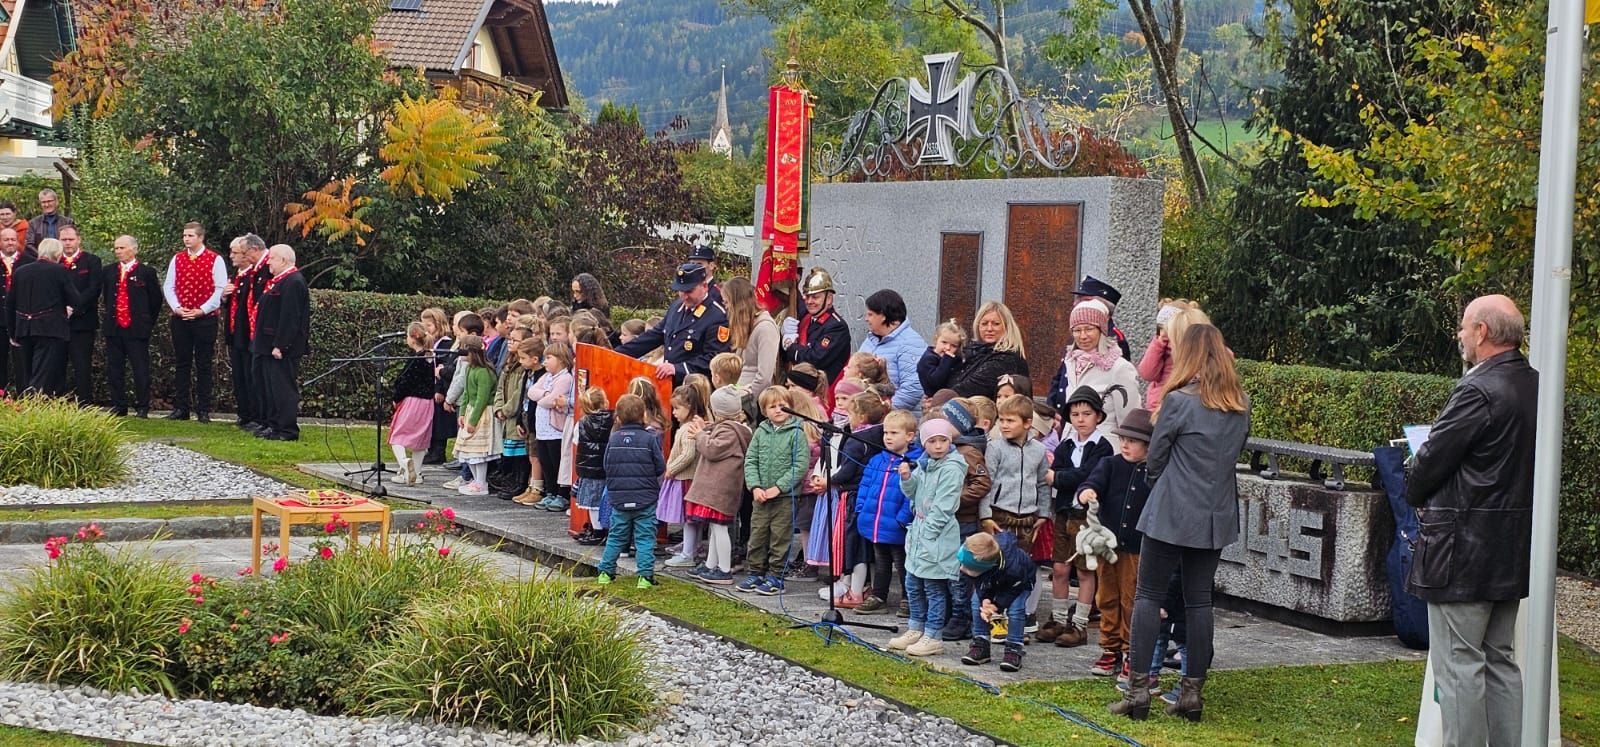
442, 477, 464, 490
458, 481, 488, 496
906, 637, 945, 657
664, 554, 695, 568
887, 630, 922, 651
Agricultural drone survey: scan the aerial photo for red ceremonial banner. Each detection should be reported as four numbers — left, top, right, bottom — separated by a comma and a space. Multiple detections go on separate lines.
757, 85, 807, 313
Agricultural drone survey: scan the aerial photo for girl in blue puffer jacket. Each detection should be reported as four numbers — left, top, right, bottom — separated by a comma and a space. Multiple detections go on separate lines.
853, 409, 923, 614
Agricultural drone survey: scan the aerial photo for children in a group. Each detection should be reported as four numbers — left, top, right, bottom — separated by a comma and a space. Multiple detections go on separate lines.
529, 342, 575, 511
442, 312, 486, 490
711, 351, 759, 424
892, 418, 966, 657
1040, 386, 1114, 648
1077, 408, 1154, 679
957, 531, 1037, 673
854, 409, 923, 614
619, 318, 646, 347
978, 394, 1052, 634
782, 366, 826, 578
843, 351, 889, 391
938, 396, 994, 641
685, 385, 754, 585
917, 319, 967, 402
628, 376, 669, 432
662, 381, 710, 568
451, 335, 497, 496
740, 387, 810, 595
420, 307, 455, 465
597, 394, 666, 589
548, 316, 572, 348
512, 337, 548, 505
388, 321, 436, 485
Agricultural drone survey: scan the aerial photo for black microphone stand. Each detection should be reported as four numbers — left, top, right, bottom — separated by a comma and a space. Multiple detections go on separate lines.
779, 406, 898, 638
304, 336, 419, 498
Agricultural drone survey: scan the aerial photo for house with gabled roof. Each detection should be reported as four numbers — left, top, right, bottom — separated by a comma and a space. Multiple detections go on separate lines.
0, 0, 74, 175
374, 0, 567, 111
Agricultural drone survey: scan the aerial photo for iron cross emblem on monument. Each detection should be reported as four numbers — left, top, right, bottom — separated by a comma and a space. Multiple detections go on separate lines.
906, 52, 976, 166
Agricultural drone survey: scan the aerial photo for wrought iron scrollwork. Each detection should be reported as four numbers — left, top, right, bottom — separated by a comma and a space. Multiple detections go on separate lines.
819, 54, 1079, 179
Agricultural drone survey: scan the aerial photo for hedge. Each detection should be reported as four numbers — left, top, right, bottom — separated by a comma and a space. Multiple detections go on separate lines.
1237, 359, 1600, 577
64, 289, 657, 421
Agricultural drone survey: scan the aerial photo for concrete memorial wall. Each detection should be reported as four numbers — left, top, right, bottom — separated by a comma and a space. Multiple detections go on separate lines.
756, 177, 1166, 393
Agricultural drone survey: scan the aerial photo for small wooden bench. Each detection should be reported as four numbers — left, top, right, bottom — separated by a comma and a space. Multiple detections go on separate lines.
251, 495, 391, 572
1245, 437, 1375, 491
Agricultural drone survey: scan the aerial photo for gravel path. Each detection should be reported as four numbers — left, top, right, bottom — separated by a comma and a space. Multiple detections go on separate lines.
0, 443, 290, 505
0, 611, 997, 747
1558, 573, 1600, 652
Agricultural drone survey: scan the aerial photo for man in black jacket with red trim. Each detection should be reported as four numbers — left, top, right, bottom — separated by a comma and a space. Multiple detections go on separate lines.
250, 245, 311, 441
7, 239, 82, 396
101, 235, 163, 417
782, 267, 850, 388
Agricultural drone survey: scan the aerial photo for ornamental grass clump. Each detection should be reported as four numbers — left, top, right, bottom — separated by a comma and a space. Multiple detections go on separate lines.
0, 394, 128, 488
0, 527, 188, 695
358, 581, 656, 740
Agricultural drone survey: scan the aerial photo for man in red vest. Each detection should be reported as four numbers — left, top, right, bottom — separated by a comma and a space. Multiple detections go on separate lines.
101, 235, 162, 417
161, 222, 227, 422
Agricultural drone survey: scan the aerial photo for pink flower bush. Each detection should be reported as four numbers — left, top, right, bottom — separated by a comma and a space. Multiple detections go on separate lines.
272, 556, 288, 573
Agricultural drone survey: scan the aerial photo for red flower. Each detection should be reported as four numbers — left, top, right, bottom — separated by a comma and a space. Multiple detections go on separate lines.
269, 632, 289, 645
272, 556, 288, 573
190, 573, 204, 584
441, 508, 456, 521
240, 608, 250, 618
238, 566, 254, 576
438, 546, 451, 558
415, 521, 426, 530
319, 546, 334, 560
424, 509, 437, 521
187, 584, 203, 595
323, 521, 336, 533
178, 618, 192, 635
193, 596, 205, 605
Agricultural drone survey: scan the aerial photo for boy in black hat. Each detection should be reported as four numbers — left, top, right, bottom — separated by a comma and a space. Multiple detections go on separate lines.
1078, 407, 1154, 683
1039, 385, 1114, 647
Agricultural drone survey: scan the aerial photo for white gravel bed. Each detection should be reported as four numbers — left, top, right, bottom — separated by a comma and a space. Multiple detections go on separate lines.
0, 611, 997, 747
0, 442, 291, 506
1558, 574, 1600, 652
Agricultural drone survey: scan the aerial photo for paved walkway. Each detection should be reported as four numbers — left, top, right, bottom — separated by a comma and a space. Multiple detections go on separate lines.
293, 461, 1426, 685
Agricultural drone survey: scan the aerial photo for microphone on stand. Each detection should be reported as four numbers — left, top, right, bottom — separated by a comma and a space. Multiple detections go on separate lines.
372, 330, 407, 341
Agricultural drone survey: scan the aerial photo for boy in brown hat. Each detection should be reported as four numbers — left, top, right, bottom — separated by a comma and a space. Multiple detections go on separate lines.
1075, 407, 1155, 682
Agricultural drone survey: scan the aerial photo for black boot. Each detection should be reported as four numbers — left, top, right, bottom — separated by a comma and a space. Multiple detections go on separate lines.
1108, 672, 1152, 720
960, 638, 991, 665
195, 411, 211, 424
165, 409, 190, 421
999, 642, 1024, 672
1164, 676, 1204, 722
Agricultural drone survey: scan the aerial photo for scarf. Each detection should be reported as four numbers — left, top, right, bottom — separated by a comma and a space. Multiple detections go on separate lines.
1066, 343, 1121, 381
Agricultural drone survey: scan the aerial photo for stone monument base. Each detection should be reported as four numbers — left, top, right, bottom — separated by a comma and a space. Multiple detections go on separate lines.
1212, 471, 1396, 633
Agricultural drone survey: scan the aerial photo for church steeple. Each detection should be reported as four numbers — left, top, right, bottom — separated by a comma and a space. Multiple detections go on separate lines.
709, 66, 733, 157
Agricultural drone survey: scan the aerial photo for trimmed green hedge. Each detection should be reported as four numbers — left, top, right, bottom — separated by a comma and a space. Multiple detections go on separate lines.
1238, 359, 1600, 577
73, 290, 658, 421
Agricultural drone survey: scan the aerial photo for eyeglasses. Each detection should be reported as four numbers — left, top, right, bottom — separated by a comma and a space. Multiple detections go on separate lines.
1070, 326, 1100, 334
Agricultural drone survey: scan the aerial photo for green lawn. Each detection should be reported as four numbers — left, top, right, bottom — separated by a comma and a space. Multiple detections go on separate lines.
1149, 117, 1261, 155
605, 579, 1600, 747
0, 726, 92, 746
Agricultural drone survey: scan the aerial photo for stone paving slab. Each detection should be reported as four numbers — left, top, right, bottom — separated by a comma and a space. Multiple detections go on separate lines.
300, 461, 1428, 686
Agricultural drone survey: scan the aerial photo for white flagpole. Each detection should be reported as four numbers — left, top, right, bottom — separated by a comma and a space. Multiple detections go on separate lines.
1522, 1, 1584, 745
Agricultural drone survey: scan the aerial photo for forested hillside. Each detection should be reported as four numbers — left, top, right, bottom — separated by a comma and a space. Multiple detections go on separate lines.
546, 0, 1266, 151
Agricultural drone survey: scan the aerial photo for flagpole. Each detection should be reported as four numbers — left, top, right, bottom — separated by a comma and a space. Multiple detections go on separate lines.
1522, 1, 1583, 744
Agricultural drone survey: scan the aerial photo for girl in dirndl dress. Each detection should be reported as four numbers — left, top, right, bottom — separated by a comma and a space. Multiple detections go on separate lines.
661, 381, 709, 568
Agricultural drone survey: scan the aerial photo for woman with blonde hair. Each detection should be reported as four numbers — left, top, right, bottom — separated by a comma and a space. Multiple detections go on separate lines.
1109, 323, 1249, 723
921, 300, 1030, 399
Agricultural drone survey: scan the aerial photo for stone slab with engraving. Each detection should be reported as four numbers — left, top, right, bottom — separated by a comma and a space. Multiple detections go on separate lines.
755, 177, 1165, 383
1215, 473, 1396, 624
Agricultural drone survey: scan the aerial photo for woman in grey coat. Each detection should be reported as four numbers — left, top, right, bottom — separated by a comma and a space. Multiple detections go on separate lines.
1109, 324, 1250, 723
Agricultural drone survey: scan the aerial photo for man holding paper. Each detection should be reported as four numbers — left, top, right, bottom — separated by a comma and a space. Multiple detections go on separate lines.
1405, 294, 1536, 747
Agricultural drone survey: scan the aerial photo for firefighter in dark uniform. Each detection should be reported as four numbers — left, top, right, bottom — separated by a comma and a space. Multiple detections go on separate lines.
782, 267, 850, 387
686, 244, 723, 304
616, 263, 729, 384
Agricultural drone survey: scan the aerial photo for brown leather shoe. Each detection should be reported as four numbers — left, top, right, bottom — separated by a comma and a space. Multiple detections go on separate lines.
1164, 676, 1205, 722
1053, 621, 1088, 648
1034, 619, 1065, 643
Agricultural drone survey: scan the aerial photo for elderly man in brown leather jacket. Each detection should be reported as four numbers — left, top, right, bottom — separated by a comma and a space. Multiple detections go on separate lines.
1405, 294, 1536, 747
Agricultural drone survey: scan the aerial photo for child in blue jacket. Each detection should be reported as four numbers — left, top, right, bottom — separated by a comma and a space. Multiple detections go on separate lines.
853, 409, 922, 614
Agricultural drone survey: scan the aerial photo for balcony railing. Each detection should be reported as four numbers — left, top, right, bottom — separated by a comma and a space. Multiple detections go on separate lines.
0, 70, 53, 129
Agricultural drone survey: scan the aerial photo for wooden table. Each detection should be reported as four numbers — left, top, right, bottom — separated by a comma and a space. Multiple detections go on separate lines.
251, 495, 391, 572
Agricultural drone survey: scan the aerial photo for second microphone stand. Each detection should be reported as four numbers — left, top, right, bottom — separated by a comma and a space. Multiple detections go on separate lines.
780, 406, 898, 638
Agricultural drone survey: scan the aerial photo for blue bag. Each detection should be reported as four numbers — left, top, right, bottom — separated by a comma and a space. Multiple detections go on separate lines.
1373, 445, 1429, 650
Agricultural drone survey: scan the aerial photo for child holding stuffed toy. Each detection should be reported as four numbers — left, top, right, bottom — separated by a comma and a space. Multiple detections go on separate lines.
1040, 386, 1114, 648
1075, 407, 1154, 680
